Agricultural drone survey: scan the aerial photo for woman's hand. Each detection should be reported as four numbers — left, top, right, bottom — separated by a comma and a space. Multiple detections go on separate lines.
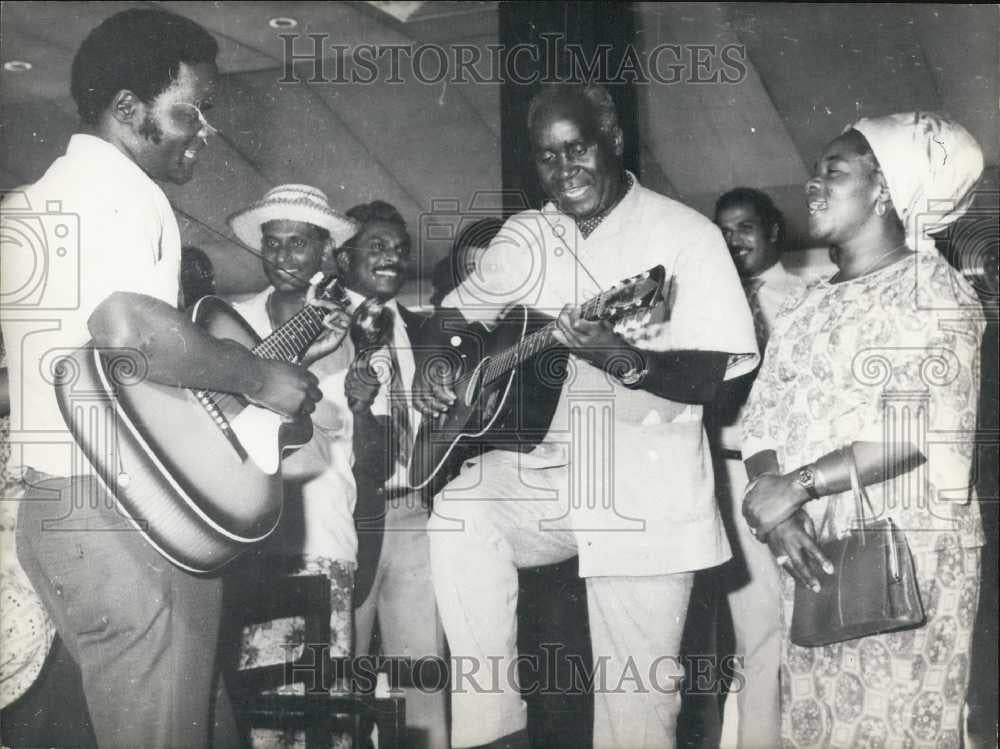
742, 471, 810, 539
767, 510, 833, 592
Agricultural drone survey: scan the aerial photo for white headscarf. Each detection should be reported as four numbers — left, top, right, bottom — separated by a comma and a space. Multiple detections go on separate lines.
847, 112, 984, 253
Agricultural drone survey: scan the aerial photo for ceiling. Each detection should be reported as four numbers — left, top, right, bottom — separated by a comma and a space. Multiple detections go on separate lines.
1, 2, 997, 294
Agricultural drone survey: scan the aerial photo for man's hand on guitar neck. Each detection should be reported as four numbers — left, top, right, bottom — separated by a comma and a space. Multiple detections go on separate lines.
551, 302, 730, 404
552, 303, 633, 372
301, 276, 351, 367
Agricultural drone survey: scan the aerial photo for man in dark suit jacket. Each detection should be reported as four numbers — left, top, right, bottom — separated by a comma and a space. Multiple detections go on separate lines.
340, 201, 448, 749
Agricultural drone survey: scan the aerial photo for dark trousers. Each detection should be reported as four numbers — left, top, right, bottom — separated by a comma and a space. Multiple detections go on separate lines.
15, 471, 238, 748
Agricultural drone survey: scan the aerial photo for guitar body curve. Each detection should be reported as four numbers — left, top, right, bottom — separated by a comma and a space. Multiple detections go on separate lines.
409, 265, 667, 495
53, 296, 313, 573
409, 305, 531, 492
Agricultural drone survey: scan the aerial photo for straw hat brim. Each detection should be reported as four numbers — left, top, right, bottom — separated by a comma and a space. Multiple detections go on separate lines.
228, 197, 359, 251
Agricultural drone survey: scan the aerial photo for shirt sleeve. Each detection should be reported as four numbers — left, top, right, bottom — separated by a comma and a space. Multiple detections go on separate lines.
635, 221, 760, 380
80, 190, 178, 311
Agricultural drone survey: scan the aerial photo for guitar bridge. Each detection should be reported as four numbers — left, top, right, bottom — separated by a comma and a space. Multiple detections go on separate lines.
194, 389, 249, 461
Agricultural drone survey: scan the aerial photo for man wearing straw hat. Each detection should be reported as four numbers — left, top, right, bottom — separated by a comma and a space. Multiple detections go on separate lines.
227, 184, 363, 680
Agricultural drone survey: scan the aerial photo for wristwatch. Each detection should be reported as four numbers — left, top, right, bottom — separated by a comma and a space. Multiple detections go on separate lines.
618, 366, 648, 389
796, 466, 820, 500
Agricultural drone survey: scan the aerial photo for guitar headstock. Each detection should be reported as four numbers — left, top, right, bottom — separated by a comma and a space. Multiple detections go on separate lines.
591, 265, 668, 327
312, 273, 349, 307
309, 274, 392, 348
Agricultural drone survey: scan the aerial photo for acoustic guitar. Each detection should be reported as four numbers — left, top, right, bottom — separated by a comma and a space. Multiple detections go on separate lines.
52, 276, 357, 573
409, 265, 668, 493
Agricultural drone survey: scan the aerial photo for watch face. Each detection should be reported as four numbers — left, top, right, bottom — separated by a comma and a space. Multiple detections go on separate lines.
797, 467, 817, 497
619, 367, 647, 388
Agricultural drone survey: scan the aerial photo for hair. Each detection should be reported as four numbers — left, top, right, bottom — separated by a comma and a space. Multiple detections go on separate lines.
454, 217, 504, 257
428, 217, 504, 305
71, 8, 219, 126
345, 200, 407, 234
179, 245, 215, 308
714, 187, 786, 246
526, 83, 620, 143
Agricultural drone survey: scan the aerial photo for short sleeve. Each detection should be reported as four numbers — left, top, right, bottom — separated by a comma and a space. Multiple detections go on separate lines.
637, 222, 759, 379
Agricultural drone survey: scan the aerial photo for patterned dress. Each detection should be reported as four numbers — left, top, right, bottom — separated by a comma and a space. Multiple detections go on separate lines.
742, 252, 985, 748
0, 346, 55, 709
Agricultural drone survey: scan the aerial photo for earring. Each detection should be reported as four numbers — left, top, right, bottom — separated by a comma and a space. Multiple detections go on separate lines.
875, 201, 887, 217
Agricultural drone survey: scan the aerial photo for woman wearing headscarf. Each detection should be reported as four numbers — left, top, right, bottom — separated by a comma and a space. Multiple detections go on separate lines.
741, 112, 985, 748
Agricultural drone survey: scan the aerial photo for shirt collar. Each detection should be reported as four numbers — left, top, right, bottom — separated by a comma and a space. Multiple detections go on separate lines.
66, 133, 155, 185
573, 171, 635, 239
747, 259, 790, 286
344, 288, 399, 313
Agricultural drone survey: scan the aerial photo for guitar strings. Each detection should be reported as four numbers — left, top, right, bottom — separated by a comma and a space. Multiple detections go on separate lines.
480, 290, 605, 387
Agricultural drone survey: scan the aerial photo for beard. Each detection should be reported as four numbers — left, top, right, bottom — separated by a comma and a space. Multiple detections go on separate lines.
138, 115, 164, 145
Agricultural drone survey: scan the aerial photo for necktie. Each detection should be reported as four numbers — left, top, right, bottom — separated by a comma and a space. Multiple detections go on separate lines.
385, 312, 412, 469
743, 277, 769, 350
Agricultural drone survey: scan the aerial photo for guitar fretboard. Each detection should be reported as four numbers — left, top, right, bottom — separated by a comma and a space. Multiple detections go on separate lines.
253, 303, 334, 363
479, 291, 605, 388
198, 288, 348, 410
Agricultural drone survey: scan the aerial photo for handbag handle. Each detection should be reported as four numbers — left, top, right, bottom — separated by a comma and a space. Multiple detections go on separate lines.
843, 446, 901, 585
816, 446, 873, 541
844, 446, 871, 543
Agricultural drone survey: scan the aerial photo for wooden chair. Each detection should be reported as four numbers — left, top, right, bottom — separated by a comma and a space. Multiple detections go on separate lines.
223, 573, 405, 749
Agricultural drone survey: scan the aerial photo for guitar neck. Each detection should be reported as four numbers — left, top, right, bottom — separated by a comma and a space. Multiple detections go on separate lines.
252, 303, 331, 363
480, 293, 603, 388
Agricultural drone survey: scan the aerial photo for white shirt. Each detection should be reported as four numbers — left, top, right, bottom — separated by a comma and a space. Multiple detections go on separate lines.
441, 175, 759, 576
1, 134, 181, 477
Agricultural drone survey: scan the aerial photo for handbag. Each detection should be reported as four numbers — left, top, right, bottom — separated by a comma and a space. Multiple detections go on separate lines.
789, 448, 925, 647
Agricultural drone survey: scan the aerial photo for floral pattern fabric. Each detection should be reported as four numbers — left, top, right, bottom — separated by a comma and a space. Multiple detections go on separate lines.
238, 555, 355, 749
0, 346, 55, 709
743, 252, 984, 551
778, 544, 980, 749
742, 252, 985, 747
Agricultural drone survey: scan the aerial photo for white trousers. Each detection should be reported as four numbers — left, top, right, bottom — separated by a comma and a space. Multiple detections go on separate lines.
429, 459, 693, 749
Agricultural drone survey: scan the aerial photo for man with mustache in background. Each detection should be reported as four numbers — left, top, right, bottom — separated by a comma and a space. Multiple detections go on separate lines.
706, 187, 808, 749
341, 200, 449, 749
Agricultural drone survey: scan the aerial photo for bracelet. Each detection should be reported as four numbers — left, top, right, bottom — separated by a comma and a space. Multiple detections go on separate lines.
812, 460, 831, 497
618, 365, 648, 389
795, 466, 821, 500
